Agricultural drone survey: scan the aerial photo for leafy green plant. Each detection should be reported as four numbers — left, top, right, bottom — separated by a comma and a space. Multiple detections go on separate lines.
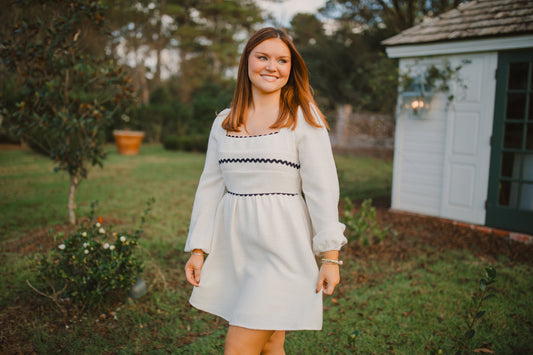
341, 197, 388, 245
454, 266, 497, 354
1, 0, 136, 225
28, 199, 155, 313
400, 59, 467, 104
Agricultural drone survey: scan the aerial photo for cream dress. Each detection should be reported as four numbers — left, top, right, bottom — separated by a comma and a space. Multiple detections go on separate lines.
184, 107, 347, 330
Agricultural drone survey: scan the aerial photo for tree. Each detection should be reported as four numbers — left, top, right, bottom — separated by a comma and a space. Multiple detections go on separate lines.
321, 0, 468, 35
1, 0, 136, 225
172, 0, 262, 102
289, 13, 397, 114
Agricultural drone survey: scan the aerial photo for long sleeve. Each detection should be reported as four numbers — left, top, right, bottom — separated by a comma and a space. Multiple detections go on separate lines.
296, 108, 347, 255
184, 111, 228, 254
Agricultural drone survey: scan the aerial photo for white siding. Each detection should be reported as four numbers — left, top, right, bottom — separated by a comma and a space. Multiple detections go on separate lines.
391, 53, 497, 224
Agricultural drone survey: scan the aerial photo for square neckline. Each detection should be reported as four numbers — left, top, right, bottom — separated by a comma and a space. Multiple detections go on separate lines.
225, 131, 281, 138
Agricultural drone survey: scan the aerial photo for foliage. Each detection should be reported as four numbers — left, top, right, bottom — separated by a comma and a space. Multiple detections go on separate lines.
455, 266, 497, 354
163, 134, 209, 152
341, 197, 388, 245
399, 60, 467, 104
122, 78, 234, 143
29, 199, 154, 312
0, 0, 137, 224
289, 14, 398, 113
321, 0, 469, 35
301, 0, 470, 114
105, 0, 261, 102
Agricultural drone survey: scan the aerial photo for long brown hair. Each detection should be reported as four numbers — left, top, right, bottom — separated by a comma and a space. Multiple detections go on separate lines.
222, 27, 328, 132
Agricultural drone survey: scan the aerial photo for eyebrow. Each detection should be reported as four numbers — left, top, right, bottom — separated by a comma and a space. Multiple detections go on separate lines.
255, 51, 290, 59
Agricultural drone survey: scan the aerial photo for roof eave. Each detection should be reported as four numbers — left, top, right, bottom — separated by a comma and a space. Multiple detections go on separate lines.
384, 34, 533, 58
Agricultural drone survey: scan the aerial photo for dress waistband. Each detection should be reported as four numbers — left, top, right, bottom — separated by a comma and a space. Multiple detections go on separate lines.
226, 191, 299, 197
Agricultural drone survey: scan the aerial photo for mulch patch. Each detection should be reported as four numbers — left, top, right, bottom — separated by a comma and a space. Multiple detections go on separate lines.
342, 206, 533, 266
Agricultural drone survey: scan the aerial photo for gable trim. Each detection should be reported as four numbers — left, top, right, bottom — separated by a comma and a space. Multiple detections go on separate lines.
385, 35, 533, 58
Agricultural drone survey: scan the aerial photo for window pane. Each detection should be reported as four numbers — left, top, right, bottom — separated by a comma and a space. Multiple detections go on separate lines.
529, 93, 533, 121
503, 123, 523, 149
506, 93, 526, 119
499, 181, 518, 207
531, 62, 533, 90
500, 151, 518, 178
527, 124, 533, 150
508, 62, 529, 90
524, 154, 533, 181
519, 184, 533, 211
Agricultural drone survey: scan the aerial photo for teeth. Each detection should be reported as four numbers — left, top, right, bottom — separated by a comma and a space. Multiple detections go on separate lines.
261, 75, 277, 81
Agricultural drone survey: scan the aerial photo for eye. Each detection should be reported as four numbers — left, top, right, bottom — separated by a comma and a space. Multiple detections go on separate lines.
258, 55, 267, 61
278, 59, 288, 64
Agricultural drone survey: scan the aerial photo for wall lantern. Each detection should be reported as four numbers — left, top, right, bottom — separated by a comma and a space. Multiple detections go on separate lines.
400, 78, 433, 119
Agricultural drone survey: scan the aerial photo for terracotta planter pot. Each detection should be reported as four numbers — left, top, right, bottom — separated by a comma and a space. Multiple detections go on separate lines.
113, 130, 145, 156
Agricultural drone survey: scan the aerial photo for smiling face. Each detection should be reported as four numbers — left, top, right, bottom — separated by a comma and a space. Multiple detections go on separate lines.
247, 38, 292, 97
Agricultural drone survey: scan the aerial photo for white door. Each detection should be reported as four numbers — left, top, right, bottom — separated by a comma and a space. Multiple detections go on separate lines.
440, 53, 498, 224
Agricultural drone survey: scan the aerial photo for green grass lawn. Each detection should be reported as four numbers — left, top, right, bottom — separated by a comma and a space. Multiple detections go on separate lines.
1, 144, 531, 354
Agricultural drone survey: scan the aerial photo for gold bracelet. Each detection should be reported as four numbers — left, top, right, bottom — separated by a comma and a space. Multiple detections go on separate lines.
191, 252, 205, 256
322, 258, 343, 265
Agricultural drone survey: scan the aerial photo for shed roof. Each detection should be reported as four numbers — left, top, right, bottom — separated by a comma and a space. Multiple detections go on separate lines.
382, 0, 533, 46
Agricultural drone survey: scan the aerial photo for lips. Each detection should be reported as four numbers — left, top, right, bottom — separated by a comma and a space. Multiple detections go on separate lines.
260, 74, 278, 82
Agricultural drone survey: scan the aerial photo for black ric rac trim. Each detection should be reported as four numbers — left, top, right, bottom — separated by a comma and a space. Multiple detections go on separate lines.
226, 131, 279, 138
227, 191, 298, 197
218, 157, 300, 169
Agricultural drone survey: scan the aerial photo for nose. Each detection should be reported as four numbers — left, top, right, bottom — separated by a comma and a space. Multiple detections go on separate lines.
265, 60, 275, 71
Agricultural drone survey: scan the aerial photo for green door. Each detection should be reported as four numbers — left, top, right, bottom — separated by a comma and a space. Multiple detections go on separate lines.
486, 50, 533, 234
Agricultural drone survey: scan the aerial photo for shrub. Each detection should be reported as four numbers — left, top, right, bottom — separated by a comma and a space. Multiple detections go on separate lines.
162, 134, 180, 151
162, 134, 208, 152
29, 199, 154, 311
341, 197, 388, 245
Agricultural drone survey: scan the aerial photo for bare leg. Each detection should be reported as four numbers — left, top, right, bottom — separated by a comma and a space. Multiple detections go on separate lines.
261, 331, 286, 355
224, 326, 274, 355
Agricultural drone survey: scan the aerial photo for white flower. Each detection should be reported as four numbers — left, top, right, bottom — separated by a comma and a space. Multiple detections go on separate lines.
96, 222, 101, 228
84, 249, 89, 254
81, 232, 87, 237
120, 236, 126, 242
83, 242, 89, 248
109, 245, 115, 251
98, 227, 105, 234
58, 244, 66, 250
103, 243, 110, 249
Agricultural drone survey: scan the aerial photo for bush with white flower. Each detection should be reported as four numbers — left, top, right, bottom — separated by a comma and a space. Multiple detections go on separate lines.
31, 199, 154, 310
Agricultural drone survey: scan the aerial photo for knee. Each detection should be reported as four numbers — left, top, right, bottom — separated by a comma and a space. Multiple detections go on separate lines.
261, 331, 285, 355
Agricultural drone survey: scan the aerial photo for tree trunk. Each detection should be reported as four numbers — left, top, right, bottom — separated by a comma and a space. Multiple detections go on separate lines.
335, 103, 352, 148
68, 174, 79, 225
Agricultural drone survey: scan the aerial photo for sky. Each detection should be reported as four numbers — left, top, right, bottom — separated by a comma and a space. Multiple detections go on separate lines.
256, 0, 328, 26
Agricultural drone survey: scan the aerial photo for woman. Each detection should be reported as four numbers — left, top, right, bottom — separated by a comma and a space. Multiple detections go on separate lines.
184, 27, 347, 354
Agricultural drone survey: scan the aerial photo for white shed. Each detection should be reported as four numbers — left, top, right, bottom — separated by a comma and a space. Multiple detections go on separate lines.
383, 0, 533, 234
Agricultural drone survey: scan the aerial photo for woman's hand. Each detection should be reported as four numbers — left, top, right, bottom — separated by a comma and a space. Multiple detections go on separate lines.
185, 250, 205, 287
316, 250, 341, 295
316, 263, 340, 295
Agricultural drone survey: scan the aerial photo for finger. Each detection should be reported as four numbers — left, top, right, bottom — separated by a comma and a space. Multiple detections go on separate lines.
185, 266, 199, 287
324, 278, 339, 295
316, 277, 324, 294
323, 282, 334, 295
194, 267, 201, 284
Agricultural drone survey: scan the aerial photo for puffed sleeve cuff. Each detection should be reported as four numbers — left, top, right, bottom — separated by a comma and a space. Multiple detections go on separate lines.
312, 224, 347, 255
184, 110, 229, 254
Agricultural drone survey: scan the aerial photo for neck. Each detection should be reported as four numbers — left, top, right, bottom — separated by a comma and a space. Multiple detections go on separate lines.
250, 88, 281, 111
